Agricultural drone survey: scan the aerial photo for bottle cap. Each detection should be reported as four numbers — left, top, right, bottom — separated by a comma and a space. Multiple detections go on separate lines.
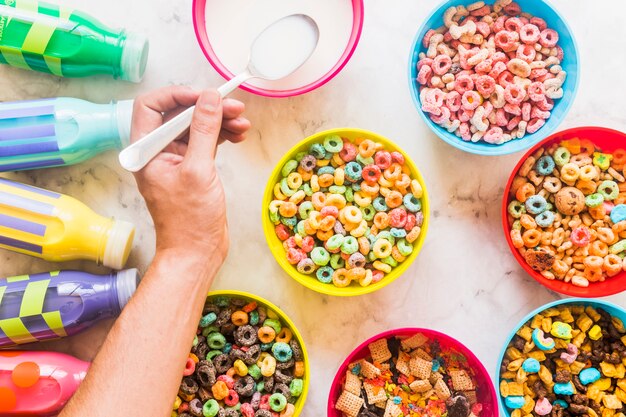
115, 268, 139, 310
115, 100, 134, 148
120, 31, 149, 83
103, 220, 135, 269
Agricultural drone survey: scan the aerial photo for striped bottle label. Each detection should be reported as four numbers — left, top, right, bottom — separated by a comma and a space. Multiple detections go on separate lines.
0, 100, 65, 171
0, 177, 59, 255
0, 0, 74, 76
0, 271, 66, 346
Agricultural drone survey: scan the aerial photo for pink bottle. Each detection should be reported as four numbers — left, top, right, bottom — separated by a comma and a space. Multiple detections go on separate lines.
0, 351, 89, 416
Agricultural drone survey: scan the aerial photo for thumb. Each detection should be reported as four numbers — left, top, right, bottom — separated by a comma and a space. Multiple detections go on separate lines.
186, 89, 223, 166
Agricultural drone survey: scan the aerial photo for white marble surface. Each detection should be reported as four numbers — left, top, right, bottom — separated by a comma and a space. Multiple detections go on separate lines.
1, 1, 626, 416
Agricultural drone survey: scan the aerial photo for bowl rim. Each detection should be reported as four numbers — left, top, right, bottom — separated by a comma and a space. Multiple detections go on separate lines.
261, 127, 430, 297
326, 327, 499, 416
406, 0, 581, 156
205, 290, 311, 415
192, 0, 365, 98
495, 297, 626, 416
501, 126, 626, 297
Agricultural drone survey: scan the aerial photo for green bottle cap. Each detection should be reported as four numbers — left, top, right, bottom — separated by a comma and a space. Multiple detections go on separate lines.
120, 31, 149, 83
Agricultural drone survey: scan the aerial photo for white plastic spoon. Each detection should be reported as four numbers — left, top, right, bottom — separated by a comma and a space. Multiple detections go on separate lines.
118, 14, 319, 172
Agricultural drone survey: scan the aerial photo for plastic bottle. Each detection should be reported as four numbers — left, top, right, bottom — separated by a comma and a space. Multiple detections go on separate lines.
0, 350, 89, 416
0, 0, 149, 82
0, 268, 139, 347
0, 177, 135, 268
0, 97, 133, 172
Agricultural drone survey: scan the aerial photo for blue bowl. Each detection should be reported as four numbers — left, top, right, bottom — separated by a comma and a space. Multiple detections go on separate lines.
408, 0, 580, 156
496, 298, 626, 416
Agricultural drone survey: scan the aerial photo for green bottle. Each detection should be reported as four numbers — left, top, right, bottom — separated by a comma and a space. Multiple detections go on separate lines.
0, 0, 149, 82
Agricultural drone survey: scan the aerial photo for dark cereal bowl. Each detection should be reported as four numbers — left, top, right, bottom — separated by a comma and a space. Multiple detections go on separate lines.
497, 298, 626, 417
172, 291, 309, 417
328, 328, 498, 417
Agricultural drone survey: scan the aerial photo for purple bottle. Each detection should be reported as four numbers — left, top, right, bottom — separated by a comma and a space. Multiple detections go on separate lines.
0, 269, 139, 347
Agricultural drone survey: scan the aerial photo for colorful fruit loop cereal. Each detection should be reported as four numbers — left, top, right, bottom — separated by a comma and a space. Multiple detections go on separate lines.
335, 333, 485, 417
500, 304, 626, 417
508, 138, 626, 288
269, 135, 424, 288
173, 296, 305, 417
416, 0, 567, 144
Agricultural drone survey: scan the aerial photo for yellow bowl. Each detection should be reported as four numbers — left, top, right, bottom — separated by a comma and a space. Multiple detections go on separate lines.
262, 128, 430, 296
205, 290, 310, 416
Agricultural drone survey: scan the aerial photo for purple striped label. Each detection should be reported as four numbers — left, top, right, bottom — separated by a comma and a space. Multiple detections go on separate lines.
0, 140, 60, 157
0, 178, 61, 199
0, 235, 42, 254
0, 105, 55, 121
0, 158, 66, 172
0, 213, 46, 236
0, 124, 56, 141
0, 190, 55, 215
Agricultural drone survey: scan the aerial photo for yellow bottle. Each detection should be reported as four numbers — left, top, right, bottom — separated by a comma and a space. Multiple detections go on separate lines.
0, 178, 134, 269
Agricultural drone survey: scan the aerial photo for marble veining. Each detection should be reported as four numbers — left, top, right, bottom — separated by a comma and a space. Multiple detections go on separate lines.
0, 1, 625, 416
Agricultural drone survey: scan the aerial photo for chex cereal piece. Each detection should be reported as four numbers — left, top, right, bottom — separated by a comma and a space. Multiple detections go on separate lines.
364, 381, 388, 404
360, 359, 381, 379
423, 389, 435, 398
434, 378, 451, 400
409, 379, 432, 393
401, 333, 428, 350
383, 399, 403, 417
335, 390, 364, 417
429, 371, 443, 385
368, 338, 392, 363
410, 356, 432, 380
450, 369, 475, 391
463, 390, 478, 405
395, 355, 411, 376
344, 371, 362, 396
411, 348, 433, 362
375, 401, 386, 409
379, 362, 390, 371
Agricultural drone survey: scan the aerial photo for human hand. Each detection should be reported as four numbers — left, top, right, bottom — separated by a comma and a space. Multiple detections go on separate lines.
131, 86, 250, 263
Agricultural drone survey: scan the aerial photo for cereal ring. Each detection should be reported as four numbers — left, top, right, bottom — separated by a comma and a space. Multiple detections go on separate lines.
525, 195, 547, 215
535, 211, 555, 228
535, 155, 555, 176
504, 84, 526, 105
570, 227, 591, 247
598, 180, 619, 200
462, 90, 482, 110
539, 29, 559, 48
520, 24, 540, 44
433, 54, 452, 75
234, 325, 258, 347
515, 182, 535, 203
258, 327, 276, 344
522, 229, 541, 247
332, 268, 351, 287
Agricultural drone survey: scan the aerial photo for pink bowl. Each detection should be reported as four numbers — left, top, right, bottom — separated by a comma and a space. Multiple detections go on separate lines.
327, 328, 498, 417
192, 0, 365, 98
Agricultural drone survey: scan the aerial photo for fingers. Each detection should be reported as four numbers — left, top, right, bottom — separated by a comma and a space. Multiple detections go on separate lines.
221, 117, 251, 136
131, 86, 200, 142
185, 89, 223, 166
222, 98, 245, 119
218, 131, 247, 145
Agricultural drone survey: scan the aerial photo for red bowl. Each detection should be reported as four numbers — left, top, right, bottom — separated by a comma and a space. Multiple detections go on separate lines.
502, 126, 626, 297
327, 328, 498, 417
192, 0, 364, 98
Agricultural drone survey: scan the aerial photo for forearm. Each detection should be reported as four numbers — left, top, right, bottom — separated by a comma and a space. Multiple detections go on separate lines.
61, 249, 222, 417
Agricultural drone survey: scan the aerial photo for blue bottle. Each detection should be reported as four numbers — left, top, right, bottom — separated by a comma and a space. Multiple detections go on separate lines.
0, 97, 133, 171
